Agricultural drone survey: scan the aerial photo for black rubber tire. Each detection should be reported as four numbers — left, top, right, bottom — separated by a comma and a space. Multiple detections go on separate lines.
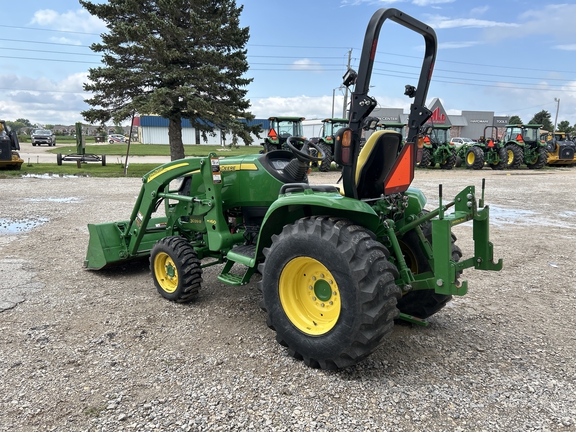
418, 148, 432, 168
317, 143, 333, 172
526, 147, 547, 170
455, 155, 462, 168
150, 236, 203, 303
465, 146, 484, 170
263, 142, 278, 153
258, 216, 401, 370
489, 147, 507, 170
101, 154, 106, 167
57, 153, 62, 166
505, 143, 524, 169
32, 142, 36, 147
439, 150, 456, 170
396, 212, 462, 319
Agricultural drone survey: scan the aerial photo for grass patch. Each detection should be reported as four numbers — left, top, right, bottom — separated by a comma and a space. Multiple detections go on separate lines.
46, 144, 262, 157
0, 163, 160, 178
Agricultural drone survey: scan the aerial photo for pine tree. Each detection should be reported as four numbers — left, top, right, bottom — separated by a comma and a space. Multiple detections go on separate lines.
528, 110, 554, 132
80, 0, 258, 160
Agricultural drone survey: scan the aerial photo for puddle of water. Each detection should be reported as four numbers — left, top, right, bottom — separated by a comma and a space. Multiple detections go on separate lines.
25, 197, 81, 204
0, 217, 49, 235
426, 202, 576, 229
22, 174, 87, 179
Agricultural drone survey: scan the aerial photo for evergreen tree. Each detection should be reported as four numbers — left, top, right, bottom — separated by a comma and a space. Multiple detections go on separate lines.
508, 115, 522, 125
557, 120, 574, 134
80, 0, 258, 160
528, 110, 554, 132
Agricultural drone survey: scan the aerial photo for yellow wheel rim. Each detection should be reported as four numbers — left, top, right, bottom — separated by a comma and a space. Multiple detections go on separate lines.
279, 257, 341, 336
154, 252, 179, 293
507, 149, 514, 165
466, 152, 475, 165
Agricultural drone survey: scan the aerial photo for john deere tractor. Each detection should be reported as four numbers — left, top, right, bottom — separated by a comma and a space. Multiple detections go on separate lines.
462, 126, 507, 170
261, 116, 306, 153
418, 124, 457, 169
0, 120, 24, 171
503, 124, 547, 169
85, 8, 502, 370
542, 131, 576, 166
309, 118, 349, 171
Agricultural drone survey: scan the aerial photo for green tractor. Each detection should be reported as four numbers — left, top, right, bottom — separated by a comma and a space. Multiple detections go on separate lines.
503, 124, 547, 169
418, 124, 457, 169
261, 116, 306, 153
377, 121, 406, 137
309, 118, 349, 172
84, 8, 502, 370
462, 126, 507, 170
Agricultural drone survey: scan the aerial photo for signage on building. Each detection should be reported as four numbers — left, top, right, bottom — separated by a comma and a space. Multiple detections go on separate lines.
470, 119, 489, 123
380, 116, 399, 121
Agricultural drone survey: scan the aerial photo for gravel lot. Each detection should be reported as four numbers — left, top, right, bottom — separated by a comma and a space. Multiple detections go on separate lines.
1, 166, 575, 431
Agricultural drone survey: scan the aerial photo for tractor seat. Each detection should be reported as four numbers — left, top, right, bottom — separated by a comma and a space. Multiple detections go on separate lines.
355, 130, 402, 199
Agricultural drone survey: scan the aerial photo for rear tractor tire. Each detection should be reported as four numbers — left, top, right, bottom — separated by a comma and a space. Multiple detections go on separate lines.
489, 147, 507, 170
418, 148, 432, 168
396, 212, 462, 319
465, 146, 484, 170
505, 143, 524, 169
439, 150, 456, 170
258, 216, 401, 370
150, 236, 203, 303
317, 143, 333, 172
526, 147, 547, 170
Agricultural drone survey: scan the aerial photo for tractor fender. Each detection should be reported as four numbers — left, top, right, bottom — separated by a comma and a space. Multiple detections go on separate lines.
254, 187, 427, 262
255, 191, 380, 260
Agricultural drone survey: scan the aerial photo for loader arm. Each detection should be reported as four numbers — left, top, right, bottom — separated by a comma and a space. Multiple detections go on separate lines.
85, 154, 231, 269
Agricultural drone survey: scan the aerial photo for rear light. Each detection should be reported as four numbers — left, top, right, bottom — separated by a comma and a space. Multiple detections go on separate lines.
334, 127, 353, 166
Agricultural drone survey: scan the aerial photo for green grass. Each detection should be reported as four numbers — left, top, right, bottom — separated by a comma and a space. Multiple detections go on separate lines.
47, 144, 262, 157
0, 162, 160, 178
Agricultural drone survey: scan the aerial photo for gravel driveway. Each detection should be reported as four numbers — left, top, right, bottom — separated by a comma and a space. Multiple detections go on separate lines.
1, 166, 575, 431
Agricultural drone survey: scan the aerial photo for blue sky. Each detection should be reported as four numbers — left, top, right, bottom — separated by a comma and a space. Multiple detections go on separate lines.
1, 0, 575, 127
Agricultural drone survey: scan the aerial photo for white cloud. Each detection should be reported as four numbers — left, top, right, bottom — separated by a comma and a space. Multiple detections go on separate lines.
439, 41, 480, 49
0, 73, 91, 125
30, 9, 106, 34
412, 0, 454, 6
289, 59, 323, 72
427, 15, 518, 29
470, 6, 489, 15
554, 44, 576, 51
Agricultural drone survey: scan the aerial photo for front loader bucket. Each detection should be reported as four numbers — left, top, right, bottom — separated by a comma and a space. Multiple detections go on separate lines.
84, 221, 131, 270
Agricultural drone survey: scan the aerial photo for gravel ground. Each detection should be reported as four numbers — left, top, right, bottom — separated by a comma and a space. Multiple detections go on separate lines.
1, 166, 576, 431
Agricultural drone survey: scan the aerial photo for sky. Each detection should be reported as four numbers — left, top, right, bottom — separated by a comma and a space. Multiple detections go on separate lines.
1, 0, 575, 127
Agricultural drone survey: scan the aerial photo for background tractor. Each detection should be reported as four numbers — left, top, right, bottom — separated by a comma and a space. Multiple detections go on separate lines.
417, 124, 457, 169
261, 116, 306, 153
460, 125, 507, 170
503, 124, 547, 169
0, 120, 24, 171
309, 117, 349, 171
542, 131, 576, 166
85, 8, 502, 370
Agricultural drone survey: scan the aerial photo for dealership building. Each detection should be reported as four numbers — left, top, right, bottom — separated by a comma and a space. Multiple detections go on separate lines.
135, 98, 511, 145
371, 98, 510, 140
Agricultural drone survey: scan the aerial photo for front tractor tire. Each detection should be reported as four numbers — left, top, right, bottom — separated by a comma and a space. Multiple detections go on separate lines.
489, 147, 508, 170
150, 236, 203, 303
258, 217, 401, 370
439, 150, 456, 170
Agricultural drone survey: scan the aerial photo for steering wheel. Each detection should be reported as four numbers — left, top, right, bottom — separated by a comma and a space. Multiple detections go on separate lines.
286, 136, 325, 163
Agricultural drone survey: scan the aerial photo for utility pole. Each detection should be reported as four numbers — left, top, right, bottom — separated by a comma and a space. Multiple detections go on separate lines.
553, 98, 560, 133
342, 49, 352, 118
